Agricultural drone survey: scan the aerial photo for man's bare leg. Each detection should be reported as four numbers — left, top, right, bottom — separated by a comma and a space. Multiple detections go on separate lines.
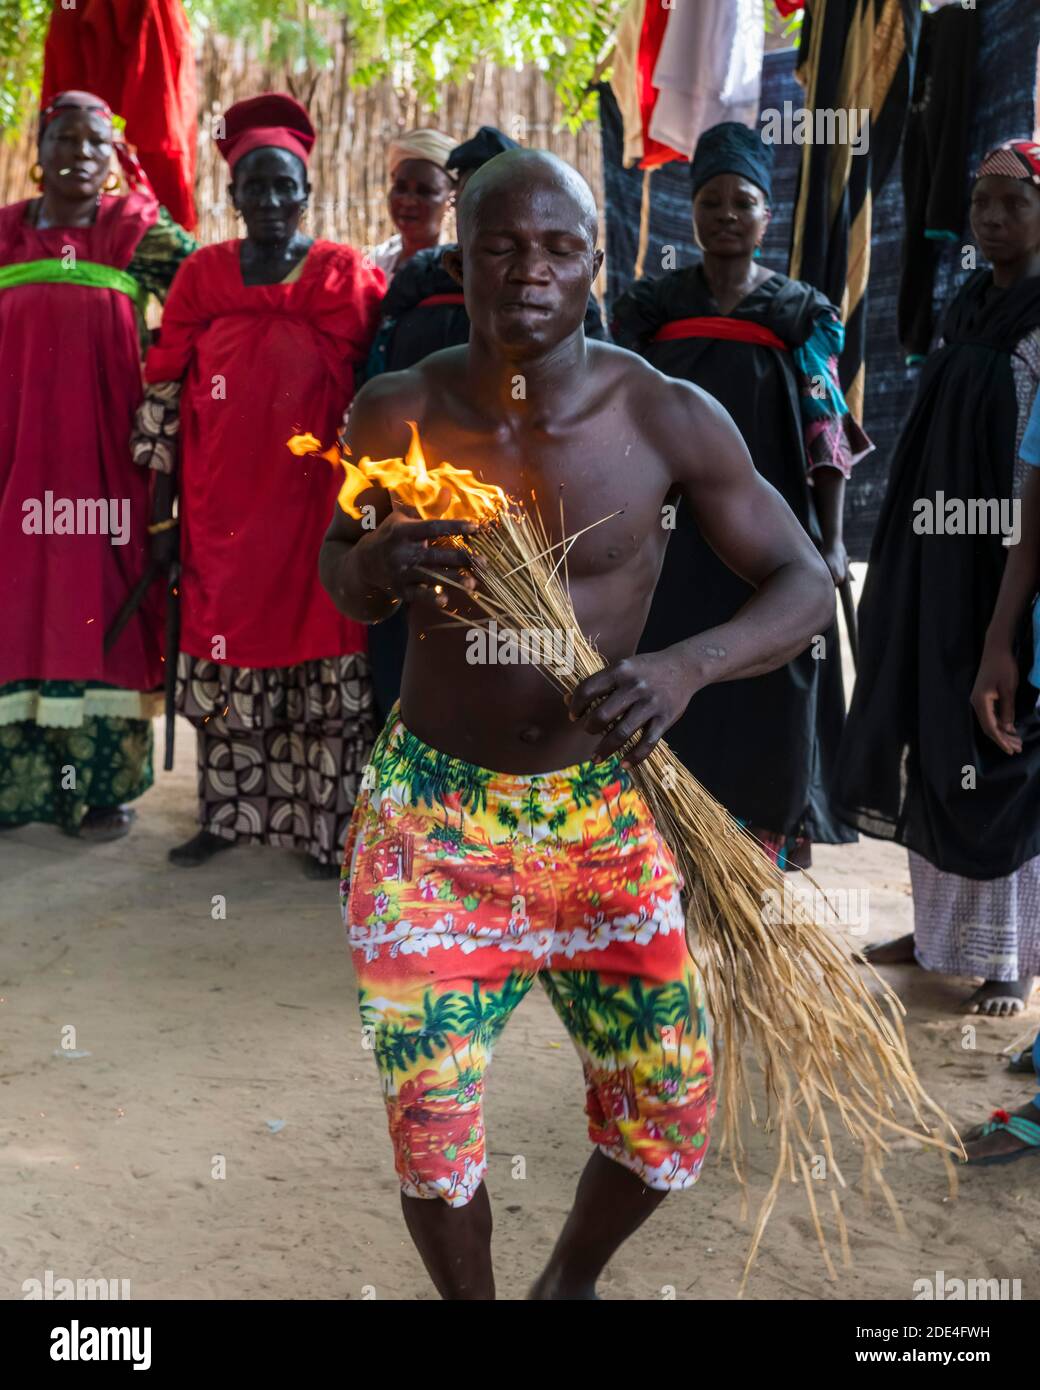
401, 1184, 496, 1299
528, 1150, 668, 1300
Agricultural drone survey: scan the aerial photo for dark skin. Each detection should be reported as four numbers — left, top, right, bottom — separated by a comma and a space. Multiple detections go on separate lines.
31, 106, 112, 229
960, 1099, 1040, 1164
971, 175, 1040, 756
388, 157, 454, 264
166, 145, 320, 872
320, 151, 833, 1299
869, 176, 1040, 1018
153, 148, 315, 567
29, 108, 134, 837
693, 172, 849, 586
230, 146, 313, 284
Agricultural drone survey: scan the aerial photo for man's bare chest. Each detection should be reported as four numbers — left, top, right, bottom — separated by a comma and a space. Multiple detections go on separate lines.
418, 428, 672, 581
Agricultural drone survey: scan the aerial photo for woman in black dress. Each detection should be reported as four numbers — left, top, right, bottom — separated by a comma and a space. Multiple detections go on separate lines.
613, 122, 869, 869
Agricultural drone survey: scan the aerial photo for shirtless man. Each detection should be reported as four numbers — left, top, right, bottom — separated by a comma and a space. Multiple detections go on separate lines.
320, 149, 834, 1300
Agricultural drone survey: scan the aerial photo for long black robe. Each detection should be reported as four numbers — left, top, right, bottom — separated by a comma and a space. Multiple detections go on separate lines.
612, 265, 853, 844
835, 270, 1040, 880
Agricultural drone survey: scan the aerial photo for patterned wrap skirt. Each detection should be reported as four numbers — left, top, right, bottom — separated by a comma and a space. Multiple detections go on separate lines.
177, 652, 375, 865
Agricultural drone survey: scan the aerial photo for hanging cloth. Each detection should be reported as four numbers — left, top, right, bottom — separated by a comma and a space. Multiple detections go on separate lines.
42, 0, 198, 230
788, 0, 921, 420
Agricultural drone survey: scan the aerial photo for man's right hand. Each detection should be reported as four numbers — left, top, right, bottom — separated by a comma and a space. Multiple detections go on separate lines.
357, 512, 480, 609
971, 641, 1022, 755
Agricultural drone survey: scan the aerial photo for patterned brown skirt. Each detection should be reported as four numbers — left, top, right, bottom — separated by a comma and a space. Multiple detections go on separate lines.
176, 652, 375, 865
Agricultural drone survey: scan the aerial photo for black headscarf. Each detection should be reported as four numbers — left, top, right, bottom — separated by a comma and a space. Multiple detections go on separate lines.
689, 120, 773, 201
446, 126, 519, 176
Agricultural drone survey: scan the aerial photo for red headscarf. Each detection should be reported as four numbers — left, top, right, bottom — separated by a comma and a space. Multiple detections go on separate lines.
975, 139, 1040, 187
215, 93, 316, 173
38, 89, 150, 192
40, 88, 112, 131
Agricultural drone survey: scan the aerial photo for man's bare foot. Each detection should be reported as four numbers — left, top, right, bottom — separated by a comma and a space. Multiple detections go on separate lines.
962, 978, 1034, 1017
79, 805, 136, 842
168, 830, 236, 867
961, 1101, 1040, 1163
860, 933, 917, 965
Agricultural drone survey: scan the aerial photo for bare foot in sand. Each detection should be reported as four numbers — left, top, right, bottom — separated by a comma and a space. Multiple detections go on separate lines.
962, 978, 1034, 1017
861, 933, 917, 965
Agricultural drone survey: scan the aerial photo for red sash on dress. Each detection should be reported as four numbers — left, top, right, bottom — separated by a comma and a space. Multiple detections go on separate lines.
651, 315, 789, 351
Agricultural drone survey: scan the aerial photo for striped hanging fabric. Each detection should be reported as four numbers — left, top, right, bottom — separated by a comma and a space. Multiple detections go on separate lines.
788, 0, 921, 419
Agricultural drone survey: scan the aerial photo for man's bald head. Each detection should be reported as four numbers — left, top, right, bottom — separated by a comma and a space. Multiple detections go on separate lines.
444, 147, 603, 361
456, 147, 598, 246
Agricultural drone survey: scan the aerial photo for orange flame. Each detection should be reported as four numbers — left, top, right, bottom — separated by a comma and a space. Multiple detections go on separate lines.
287, 422, 507, 522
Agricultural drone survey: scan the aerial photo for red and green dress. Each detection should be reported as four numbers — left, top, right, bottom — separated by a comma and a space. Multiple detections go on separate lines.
0, 189, 195, 830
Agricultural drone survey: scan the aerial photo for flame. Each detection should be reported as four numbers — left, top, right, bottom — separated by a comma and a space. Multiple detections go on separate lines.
287, 422, 507, 522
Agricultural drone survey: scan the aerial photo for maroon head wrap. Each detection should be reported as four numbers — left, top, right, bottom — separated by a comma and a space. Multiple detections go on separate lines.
215, 93, 316, 173
975, 139, 1040, 188
39, 89, 113, 134
38, 89, 149, 193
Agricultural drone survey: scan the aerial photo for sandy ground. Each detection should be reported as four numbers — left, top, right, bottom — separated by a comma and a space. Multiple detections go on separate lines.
2, 589, 1038, 1302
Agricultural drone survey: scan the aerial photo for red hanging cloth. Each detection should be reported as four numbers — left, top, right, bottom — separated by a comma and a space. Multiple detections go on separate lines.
636, 0, 686, 169
41, 0, 197, 230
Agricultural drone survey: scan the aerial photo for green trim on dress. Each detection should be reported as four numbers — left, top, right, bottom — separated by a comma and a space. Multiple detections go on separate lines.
0, 680, 163, 729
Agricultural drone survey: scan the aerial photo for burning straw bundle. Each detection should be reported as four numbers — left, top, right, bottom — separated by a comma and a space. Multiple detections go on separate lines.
291, 428, 961, 1290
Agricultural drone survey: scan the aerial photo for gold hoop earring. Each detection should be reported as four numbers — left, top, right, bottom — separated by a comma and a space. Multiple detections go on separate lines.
30, 161, 44, 186
102, 172, 121, 193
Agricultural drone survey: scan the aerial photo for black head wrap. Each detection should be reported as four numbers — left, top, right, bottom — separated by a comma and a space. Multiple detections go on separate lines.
446, 126, 520, 175
689, 121, 773, 202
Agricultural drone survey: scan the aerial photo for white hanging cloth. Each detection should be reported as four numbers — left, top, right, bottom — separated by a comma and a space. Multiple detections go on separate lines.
649, 0, 765, 161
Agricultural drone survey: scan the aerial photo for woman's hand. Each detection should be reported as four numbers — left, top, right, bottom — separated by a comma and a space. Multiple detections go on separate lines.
817, 536, 849, 586
971, 641, 1022, 755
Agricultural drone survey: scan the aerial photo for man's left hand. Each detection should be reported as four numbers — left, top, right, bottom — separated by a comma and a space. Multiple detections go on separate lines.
567, 650, 694, 766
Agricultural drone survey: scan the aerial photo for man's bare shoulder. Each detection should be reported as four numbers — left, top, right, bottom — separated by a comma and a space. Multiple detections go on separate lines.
599, 340, 732, 439
351, 363, 429, 422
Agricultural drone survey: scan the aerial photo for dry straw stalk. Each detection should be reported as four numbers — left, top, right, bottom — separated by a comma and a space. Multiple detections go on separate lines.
435, 503, 961, 1293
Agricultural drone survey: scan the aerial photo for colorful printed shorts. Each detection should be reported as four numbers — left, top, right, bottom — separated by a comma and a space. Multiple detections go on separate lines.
341, 708, 715, 1206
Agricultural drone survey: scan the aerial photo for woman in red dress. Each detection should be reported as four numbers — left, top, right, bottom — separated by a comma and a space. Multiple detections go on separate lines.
143, 94, 385, 877
0, 90, 195, 840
